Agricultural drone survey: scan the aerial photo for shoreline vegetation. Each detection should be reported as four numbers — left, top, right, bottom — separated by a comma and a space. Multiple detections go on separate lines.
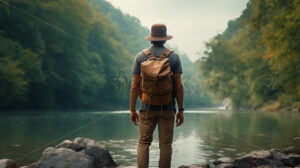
198, 0, 300, 112
0, 138, 299, 168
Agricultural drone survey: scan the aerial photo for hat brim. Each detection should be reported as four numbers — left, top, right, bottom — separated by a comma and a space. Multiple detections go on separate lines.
145, 35, 173, 41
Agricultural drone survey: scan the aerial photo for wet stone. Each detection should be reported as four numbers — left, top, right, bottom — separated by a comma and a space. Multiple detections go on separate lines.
0, 159, 16, 168
215, 163, 236, 168
178, 163, 210, 168
213, 157, 235, 165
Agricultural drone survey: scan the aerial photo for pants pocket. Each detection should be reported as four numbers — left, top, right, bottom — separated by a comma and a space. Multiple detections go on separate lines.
162, 110, 175, 120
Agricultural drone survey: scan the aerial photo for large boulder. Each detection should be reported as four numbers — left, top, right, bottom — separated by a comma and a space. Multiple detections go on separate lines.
35, 147, 93, 168
0, 159, 16, 168
33, 138, 117, 168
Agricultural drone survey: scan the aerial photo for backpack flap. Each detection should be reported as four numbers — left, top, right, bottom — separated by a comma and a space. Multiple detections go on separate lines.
140, 48, 174, 105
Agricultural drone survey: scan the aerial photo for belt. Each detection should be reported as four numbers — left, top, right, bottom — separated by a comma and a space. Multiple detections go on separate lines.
143, 104, 170, 111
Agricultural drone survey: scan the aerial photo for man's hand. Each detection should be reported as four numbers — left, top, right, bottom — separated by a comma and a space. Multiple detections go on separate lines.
130, 111, 139, 126
176, 112, 184, 127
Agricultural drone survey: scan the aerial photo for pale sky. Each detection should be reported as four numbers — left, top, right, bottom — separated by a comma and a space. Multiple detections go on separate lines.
106, 0, 249, 61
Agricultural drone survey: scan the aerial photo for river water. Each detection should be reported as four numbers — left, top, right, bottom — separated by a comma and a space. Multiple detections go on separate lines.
0, 109, 299, 168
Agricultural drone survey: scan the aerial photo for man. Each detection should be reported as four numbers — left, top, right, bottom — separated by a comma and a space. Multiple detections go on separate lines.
130, 23, 184, 168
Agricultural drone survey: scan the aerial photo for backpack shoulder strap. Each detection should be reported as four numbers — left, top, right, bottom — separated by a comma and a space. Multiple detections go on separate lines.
160, 48, 173, 58
142, 48, 152, 59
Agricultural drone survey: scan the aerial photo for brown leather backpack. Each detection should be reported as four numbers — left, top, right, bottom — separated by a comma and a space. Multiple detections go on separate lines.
139, 48, 174, 105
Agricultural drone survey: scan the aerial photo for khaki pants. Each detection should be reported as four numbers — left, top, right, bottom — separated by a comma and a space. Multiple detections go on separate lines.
137, 110, 175, 168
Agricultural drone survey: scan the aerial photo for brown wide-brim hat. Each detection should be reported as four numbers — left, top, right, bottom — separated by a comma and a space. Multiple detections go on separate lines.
146, 24, 173, 41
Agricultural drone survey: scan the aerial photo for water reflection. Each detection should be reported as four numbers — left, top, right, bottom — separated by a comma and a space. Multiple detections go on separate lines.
173, 131, 208, 166
0, 110, 299, 168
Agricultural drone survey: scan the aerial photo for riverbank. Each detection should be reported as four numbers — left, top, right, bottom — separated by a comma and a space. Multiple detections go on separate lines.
233, 104, 300, 113
1, 138, 299, 168
257, 102, 300, 113
222, 97, 300, 113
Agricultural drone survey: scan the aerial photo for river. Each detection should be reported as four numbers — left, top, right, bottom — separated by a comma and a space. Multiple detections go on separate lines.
0, 109, 299, 168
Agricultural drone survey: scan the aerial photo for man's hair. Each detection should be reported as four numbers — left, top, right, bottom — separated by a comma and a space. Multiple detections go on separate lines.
151, 41, 166, 47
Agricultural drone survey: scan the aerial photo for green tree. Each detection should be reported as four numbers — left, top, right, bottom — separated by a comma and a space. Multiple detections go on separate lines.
199, 0, 300, 110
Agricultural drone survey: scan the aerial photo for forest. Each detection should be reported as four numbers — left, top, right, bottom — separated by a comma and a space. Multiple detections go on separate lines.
0, 0, 213, 111
198, 0, 300, 111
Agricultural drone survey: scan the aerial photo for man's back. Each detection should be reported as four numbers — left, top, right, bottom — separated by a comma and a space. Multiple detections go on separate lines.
132, 45, 182, 112
133, 46, 182, 75
129, 24, 184, 168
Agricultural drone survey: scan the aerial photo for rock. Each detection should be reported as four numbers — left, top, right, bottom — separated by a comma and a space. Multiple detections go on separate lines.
117, 166, 136, 168
55, 140, 83, 152
280, 153, 300, 167
234, 150, 284, 168
178, 163, 210, 168
215, 163, 236, 168
213, 157, 234, 165
35, 147, 93, 168
84, 144, 116, 168
256, 166, 272, 168
281, 146, 300, 155
19, 163, 37, 168
178, 166, 189, 168
0, 159, 16, 168
17, 139, 300, 168
293, 137, 300, 141
33, 138, 117, 168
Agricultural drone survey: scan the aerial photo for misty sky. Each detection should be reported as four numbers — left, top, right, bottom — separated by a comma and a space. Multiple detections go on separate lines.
106, 0, 249, 61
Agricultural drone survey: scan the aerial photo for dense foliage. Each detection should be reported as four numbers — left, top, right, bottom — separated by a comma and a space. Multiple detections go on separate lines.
0, 0, 213, 111
173, 49, 215, 108
198, 0, 300, 110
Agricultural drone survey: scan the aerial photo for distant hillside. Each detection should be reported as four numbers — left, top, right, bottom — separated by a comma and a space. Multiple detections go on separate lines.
0, 0, 214, 111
